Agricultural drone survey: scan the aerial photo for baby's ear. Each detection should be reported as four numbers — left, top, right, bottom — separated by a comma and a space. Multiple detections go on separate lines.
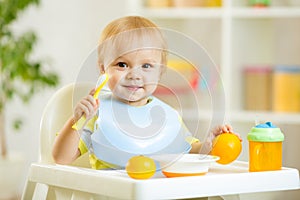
98, 61, 105, 73
160, 64, 167, 76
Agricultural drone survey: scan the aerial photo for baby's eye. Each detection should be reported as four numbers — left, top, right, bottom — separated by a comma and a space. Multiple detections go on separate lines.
117, 62, 128, 68
142, 63, 152, 69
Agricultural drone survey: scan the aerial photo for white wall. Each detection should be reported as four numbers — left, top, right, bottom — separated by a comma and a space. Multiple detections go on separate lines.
5, 0, 128, 193
5, 0, 300, 198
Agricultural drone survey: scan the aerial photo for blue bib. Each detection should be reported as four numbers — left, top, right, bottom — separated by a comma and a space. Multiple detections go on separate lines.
91, 94, 191, 167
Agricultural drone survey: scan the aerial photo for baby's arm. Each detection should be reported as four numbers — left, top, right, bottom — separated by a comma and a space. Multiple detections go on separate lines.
52, 89, 98, 164
189, 124, 240, 154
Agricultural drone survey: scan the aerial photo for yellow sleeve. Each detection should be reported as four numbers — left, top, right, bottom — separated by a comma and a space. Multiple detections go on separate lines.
185, 136, 200, 144
72, 115, 98, 131
84, 115, 98, 132
76, 115, 98, 156
78, 138, 88, 155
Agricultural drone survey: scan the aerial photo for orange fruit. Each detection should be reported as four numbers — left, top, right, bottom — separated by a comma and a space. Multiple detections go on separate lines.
125, 155, 156, 180
210, 133, 242, 164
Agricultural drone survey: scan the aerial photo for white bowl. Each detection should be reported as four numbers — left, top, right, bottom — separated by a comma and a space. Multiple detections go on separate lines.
154, 154, 219, 178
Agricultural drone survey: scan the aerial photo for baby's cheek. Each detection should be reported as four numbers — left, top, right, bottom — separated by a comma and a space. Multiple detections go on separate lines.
107, 77, 118, 91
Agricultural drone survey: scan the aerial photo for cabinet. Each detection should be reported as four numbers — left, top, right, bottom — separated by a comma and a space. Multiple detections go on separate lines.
125, 2, 300, 198
127, 0, 300, 124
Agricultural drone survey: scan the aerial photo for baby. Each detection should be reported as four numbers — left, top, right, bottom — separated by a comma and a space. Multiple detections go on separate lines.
52, 16, 233, 169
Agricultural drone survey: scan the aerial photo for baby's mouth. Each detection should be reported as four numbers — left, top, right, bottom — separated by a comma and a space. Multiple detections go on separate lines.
123, 85, 143, 91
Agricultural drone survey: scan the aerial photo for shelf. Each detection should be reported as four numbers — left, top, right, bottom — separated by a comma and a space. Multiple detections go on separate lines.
139, 7, 223, 18
135, 7, 300, 19
182, 109, 300, 124
232, 7, 300, 18
129, 0, 300, 126
228, 111, 300, 124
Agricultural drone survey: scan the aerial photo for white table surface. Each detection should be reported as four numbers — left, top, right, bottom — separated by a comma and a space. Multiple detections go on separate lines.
28, 161, 300, 200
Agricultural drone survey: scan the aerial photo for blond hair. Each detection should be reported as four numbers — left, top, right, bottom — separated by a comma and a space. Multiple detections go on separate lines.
98, 16, 168, 68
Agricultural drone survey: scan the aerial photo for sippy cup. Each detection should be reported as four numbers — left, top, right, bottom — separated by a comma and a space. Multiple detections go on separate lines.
247, 122, 284, 172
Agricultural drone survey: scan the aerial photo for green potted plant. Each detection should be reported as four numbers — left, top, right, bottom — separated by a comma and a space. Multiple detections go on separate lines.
0, 0, 59, 198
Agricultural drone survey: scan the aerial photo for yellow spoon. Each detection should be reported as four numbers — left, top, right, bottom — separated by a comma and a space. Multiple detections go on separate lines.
72, 73, 109, 130
93, 73, 109, 99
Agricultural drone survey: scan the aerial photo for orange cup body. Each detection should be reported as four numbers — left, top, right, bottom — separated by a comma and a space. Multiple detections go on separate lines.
249, 141, 282, 172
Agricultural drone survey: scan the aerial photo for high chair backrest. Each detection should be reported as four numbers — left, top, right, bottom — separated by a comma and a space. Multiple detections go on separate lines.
39, 83, 93, 167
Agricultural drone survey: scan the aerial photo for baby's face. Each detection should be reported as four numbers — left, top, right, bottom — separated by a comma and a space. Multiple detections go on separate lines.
106, 49, 163, 106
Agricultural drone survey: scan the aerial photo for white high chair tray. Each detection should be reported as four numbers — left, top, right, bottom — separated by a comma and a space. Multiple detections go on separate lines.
28, 161, 299, 200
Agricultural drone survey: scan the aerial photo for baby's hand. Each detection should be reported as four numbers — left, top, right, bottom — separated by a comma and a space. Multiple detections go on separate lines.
200, 124, 241, 154
211, 124, 242, 141
211, 124, 233, 136
73, 89, 99, 122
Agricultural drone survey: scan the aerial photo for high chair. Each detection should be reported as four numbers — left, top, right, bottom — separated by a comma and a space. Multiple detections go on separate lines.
21, 83, 109, 199
22, 83, 300, 200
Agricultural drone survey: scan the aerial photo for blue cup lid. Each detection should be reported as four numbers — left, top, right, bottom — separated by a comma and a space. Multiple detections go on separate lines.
247, 122, 284, 142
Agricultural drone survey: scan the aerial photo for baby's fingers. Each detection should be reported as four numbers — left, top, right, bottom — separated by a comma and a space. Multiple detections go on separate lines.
221, 124, 233, 133
222, 125, 242, 141
83, 95, 97, 108
81, 96, 98, 115
89, 88, 96, 96
74, 95, 98, 121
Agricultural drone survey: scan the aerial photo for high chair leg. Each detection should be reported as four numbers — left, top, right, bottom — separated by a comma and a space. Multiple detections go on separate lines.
220, 194, 240, 200
32, 183, 49, 200
22, 182, 49, 200
22, 180, 37, 200
71, 191, 94, 200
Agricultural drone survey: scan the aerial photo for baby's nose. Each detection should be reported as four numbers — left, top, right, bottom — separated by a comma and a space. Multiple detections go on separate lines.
126, 67, 142, 80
